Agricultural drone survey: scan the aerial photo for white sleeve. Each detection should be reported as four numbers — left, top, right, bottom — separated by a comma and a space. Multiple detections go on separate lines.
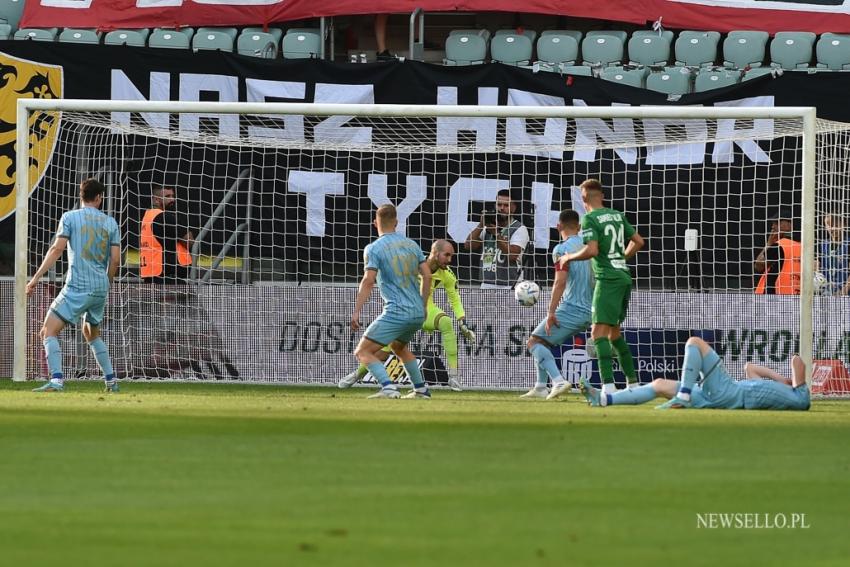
510, 224, 530, 250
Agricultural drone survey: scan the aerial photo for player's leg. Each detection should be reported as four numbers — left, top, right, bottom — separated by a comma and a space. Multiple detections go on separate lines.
657, 337, 741, 409
591, 322, 616, 394
392, 318, 430, 399
521, 329, 552, 399
581, 377, 675, 407
340, 345, 391, 388
33, 310, 68, 392
434, 313, 462, 391
356, 314, 402, 398
82, 295, 118, 392
608, 326, 639, 388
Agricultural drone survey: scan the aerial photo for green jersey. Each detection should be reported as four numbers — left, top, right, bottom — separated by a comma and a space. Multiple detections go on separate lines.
580, 207, 635, 282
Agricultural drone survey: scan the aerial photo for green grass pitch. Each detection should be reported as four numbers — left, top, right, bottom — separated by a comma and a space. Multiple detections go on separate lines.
1, 380, 849, 567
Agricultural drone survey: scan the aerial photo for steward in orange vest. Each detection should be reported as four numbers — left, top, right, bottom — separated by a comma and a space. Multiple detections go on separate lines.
140, 187, 193, 283
755, 211, 800, 295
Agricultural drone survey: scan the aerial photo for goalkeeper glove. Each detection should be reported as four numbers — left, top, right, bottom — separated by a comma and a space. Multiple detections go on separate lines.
459, 320, 476, 343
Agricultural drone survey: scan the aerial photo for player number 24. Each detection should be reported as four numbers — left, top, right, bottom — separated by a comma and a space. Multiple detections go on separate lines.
603, 224, 625, 258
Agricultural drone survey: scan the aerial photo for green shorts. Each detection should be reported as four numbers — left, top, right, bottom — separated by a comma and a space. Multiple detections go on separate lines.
422, 303, 448, 332
592, 278, 632, 326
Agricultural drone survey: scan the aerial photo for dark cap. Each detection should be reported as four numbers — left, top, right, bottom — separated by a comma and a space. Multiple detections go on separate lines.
768, 207, 794, 222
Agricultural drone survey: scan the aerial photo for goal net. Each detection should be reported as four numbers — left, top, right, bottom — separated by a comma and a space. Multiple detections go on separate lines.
14, 101, 848, 395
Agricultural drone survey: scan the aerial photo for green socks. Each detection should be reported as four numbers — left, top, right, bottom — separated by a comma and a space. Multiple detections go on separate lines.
612, 336, 638, 384
595, 338, 614, 384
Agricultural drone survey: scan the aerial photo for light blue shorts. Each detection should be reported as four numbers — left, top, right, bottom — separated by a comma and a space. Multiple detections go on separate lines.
365, 312, 425, 346
531, 308, 591, 347
689, 350, 745, 409
50, 287, 108, 327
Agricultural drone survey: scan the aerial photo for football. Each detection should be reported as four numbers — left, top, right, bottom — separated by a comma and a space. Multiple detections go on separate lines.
514, 280, 540, 307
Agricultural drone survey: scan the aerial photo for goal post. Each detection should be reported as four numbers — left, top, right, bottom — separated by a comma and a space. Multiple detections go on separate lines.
14, 99, 826, 391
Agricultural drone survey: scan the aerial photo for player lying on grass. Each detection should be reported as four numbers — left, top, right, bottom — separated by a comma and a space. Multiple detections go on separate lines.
341, 239, 475, 391
579, 336, 810, 411
350, 204, 432, 399
26, 179, 121, 393
521, 210, 593, 400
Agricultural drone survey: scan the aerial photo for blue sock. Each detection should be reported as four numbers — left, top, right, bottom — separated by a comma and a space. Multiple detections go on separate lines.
535, 363, 548, 387
367, 362, 393, 388
530, 343, 563, 384
88, 338, 115, 383
679, 345, 702, 396
43, 336, 63, 382
610, 384, 657, 405
404, 360, 425, 389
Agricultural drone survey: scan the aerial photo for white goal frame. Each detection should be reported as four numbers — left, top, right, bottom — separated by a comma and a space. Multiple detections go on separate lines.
13, 99, 818, 384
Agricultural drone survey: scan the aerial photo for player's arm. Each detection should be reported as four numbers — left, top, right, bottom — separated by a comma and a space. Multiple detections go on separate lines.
418, 261, 432, 313
351, 268, 377, 331
545, 267, 568, 334
560, 218, 599, 266
624, 232, 645, 260
743, 362, 792, 385
445, 272, 475, 341
108, 244, 121, 284
26, 236, 68, 296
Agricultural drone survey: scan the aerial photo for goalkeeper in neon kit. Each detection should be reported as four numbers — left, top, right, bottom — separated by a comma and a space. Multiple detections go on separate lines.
339, 239, 476, 391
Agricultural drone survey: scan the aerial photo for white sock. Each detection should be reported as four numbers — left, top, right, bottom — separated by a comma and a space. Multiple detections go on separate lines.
627, 382, 640, 390
551, 377, 567, 386
448, 367, 459, 377
676, 392, 691, 401
602, 382, 617, 394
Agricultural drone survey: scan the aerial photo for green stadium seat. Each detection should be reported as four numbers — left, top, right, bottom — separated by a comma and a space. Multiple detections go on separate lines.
59, 28, 101, 45
646, 67, 692, 95
449, 29, 491, 40
443, 33, 487, 66
491, 33, 532, 66
587, 30, 628, 43
628, 34, 671, 67
560, 65, 592, 76
193, 30, 234, 52
495, 28, 537, 42
742, 67, 775, 81
0, 23, 11, 40
600, 66, 646, 88
0, 0, 24, 30
694, 68, 741, 91
816, 34, 850, 70
581, 34, 624, 67
536, 34, 579, 66
679, 30, 721, 42
632, 29, 675, 43
723, 31, 769, 68
198, 27, 238, 40
282, 30, 320, 59
237, 31, 278, 58
105, 29, 149, 47
14, 28, 57, 41
540, 30, 582, 44
770, 32, 816, 69
148, 29, 191, 49
675, 31, 719, 67
244, 27, 284, 43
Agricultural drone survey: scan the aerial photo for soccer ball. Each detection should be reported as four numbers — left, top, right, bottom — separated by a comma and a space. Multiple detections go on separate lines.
514, 280, 540, 307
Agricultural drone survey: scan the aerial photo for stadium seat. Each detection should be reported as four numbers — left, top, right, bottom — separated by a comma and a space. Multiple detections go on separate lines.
560, 65, 593, 76
237, 31, 278, 58
581, 34, 624, 67
646, 67, 692, 95
742, 67, 775, 81
282, 30, 321, 59
449, 29, 491, 40
540, 30, 582, 44
675, 31, 719, 67
632, 29, 675, 43
587, 30, 629, 43
0, 23, 10, 40
198, 27, 238, 40
59, 28, 101, 45
816, 33, 850, 70
243, 27, 284, 43
491, 33, 532, 66
148, 29, 191, 49
723, 31, 769, 68
628, 34, 671, 67
443, 33, 487, 65
105, 29, 149, 47
600, 66, 646, 88
14, 28, 58, 41
495, 28, 537, 42
0, 0, 24, 30
770, 32, 816, 69
694, 68, 741, 92
536, 34, 579, 66
193, 30, 234, 52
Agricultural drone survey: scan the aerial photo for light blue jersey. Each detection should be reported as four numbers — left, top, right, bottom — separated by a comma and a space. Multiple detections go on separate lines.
57, 206, 120, 295
364, 232, 426, 319
552, 235, 593, 316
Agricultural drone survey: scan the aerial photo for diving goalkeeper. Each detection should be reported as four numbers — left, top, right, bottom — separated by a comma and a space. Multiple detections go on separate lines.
339, 239, 475, 391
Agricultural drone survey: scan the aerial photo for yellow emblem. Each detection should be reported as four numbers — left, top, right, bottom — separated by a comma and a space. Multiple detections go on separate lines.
0, 51, 63, 221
